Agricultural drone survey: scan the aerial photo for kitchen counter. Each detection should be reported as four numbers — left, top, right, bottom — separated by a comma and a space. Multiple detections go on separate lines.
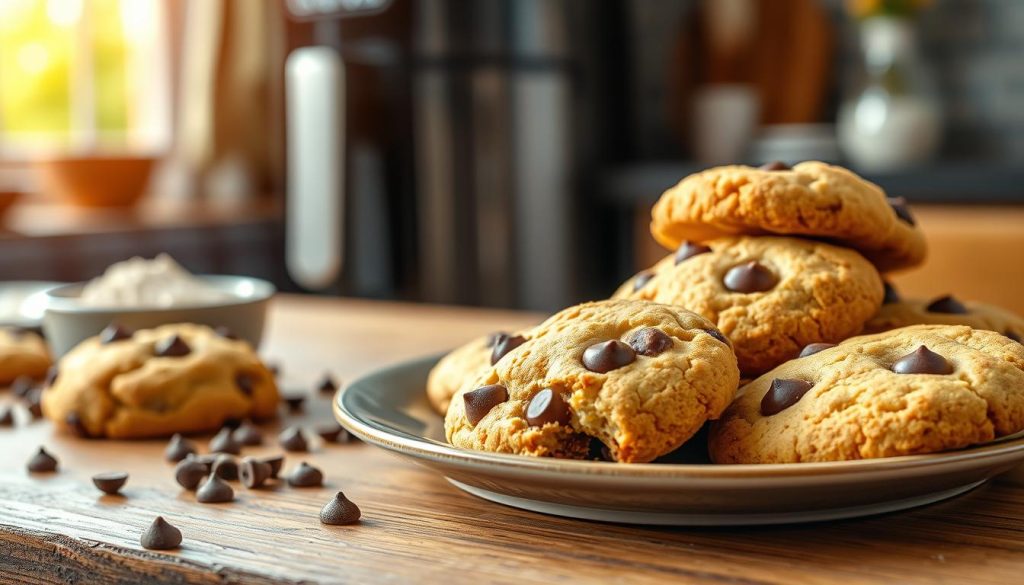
2, 296, 1023, 584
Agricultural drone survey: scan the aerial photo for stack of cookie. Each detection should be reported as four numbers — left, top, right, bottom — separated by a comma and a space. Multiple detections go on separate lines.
431, 161, 1024, 465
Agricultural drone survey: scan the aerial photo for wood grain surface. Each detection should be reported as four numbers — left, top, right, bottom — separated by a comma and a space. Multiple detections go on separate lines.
2, 296, 1024, 585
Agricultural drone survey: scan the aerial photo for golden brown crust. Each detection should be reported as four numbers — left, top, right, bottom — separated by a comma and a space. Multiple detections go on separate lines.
649, 161, 927, 272
0, 327, 51, 384
708, 325, 1024, 463
426, 335, 497, 415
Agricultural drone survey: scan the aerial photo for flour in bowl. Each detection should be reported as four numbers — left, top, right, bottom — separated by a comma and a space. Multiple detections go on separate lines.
79, 254, 228, 308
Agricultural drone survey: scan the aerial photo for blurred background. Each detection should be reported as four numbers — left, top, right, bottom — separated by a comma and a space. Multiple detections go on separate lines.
0, 0, 1021, 312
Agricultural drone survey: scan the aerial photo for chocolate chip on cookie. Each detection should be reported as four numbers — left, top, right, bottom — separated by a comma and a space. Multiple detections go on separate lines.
926, 295, 968, 314
234, 373, 255, 396
99, 323, 133, 344
1008, 331, 1022, 343
883, 281, 900, 304
632, 270, 655, 292
627, 327, 673, 357
703, 328, 731, 347
525, 388, 571, 427
892, 345, 953, 375
154, 334, 191, 357
45, 366, 59, 387
463, 384, 508, 426
888, 196, 916, 226
799, 343, 836, 358
760, 378, 814, 416
759, 161, 790, 171
724, 261, 778, 293
582, 340, 636, 373
491, 334, 526, 365
674, 241, 712, 265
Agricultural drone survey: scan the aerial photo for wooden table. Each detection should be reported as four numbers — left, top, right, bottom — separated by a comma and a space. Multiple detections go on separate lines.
2, 296, 1024, 584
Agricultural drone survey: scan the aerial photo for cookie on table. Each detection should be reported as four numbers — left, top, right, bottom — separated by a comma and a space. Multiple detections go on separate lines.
613, 236, 884, 377
649, 161, 927, 272
41, 323, 278, 439
866, 288, 1024, 341
427, 331, 528, 415
0, 327, 51, 384
708, 325, 1024, 464
445, 299, 739, 463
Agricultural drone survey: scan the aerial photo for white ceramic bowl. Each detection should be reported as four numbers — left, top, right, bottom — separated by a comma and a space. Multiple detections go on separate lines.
42, 275, 275, 356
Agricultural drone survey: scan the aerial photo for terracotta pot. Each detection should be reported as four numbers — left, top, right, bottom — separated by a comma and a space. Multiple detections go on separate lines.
34, 156, 155, 207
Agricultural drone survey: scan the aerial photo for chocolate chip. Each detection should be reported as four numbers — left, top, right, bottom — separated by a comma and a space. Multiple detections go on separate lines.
164, 434, 197, 463
315, 422, 347, 443
674, 241, 712, 265
633, 270, 655, 292
799, 343, 836, 358
282, 394, 305, 413
460, 384, 507, 426
724, 261, 778, 293
267, 362, 281, 377
1008, 331, 1022, 344
317, 373, 338, 395
627, 327, 673, 357
525, 389, 571, 427
883, 281, 900, 304
66, 412, 90, 438
491, 334, 526, 365
239, 458, 273, 489
99, 323, 133, 344
704, 328, 730, 346
759, 161, 791, 171
27, 447, 58, 472
486, 331, 509, 346
174, 458, 209, 490
211, 455, 239, 481
582, 340, 636, 373
190, 453, 218, 470
287, 462, 324, 487
214, 326, 239, 340
44, 366, 58, 387
231, 422, 263, 446
25, 389, 42, 418
196, 475, 234, 503
279, 426, 308, 452
892, 345, 953, 375
888, 196, 916, 225
261, 455, 285, 478
11, 375, 36, 400
209, 427, 242, 455
234, 373, 255, 397
760, 378, 814, 416
140, 516, 182, 550
926, 295, 968, 314
320, 492, 361, 525
0, 406, 13, 427
92, 472, 128, 495
587, 437, 614, 462
154, 334, 191, 357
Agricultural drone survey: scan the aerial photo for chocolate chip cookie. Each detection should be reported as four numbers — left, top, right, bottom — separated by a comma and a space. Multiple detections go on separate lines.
865, 289, 1024, 342
41, 323, 278, 438
0, 327, 51, 384
445, 299, 739, 463
613, 236, 884, 376
427, 331, 528, 415
708, 325, 1024, 463
649, 161, 927, 272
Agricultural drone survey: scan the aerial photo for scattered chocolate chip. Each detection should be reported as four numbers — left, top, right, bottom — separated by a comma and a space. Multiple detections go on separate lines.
209, 427, 242, 455
154, 334, 191, 358
760, 378, 814, 416
1008, 331, 1022, 344
65, 412, 89, 438
463, 384, 509, 426
525, 389, 571, 427
926, 295, 968, 314
278, 426, 308, 452
92, 472, 128, 495
674, 241, 712, 265
164, 434, 197, 463
627, 328, 673, 357
99, 323, 133, 344
196, 475, 234, 503
44, 366, 59, 387
0, 406, 13, 427
491, 334, 527, 365
25, 389, 43, 418
27, 447, 58, 472
261, 455, 285, 478
211, 455, 239, 481
234, 373, 255, 397
759, 161, 790, 171
632, 270, 655, 292
888, 196, 916, 226
315, 422, 347, 443
287, 462, 324, 488
317, 373, 338, 395
214, 326, 239, 340
11, 375, 36, 400
231, 422, 263, 446
239, 458, 273, 489
190, 453, 218, 470
174, 458, 209, 490
892, 345, 953, 375
799, 343, 837, 358
883, 281, 900, 304
282, 394, 306, 413
582, 340, 636, 373
704, 328, 730, 346
320, 492, 361, 525
140, 516, 182, 550
724, 261, 778, 293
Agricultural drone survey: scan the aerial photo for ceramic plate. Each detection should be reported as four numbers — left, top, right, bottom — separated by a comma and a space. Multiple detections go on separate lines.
334, 354, 1024, 525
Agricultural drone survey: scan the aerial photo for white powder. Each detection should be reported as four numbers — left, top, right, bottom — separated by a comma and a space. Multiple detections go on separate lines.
79, 254, 228, 308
